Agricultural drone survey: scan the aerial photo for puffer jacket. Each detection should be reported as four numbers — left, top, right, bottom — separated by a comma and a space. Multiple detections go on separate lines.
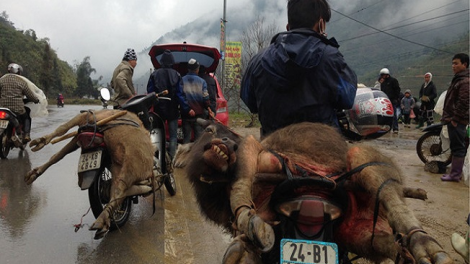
441, 69, 469, 125
240, 29, 357, 135
110, 61, 136, 106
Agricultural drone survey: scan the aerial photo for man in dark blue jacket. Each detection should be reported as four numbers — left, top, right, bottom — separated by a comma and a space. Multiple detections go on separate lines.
240, 0, 357, 137
147, 49, 194, 158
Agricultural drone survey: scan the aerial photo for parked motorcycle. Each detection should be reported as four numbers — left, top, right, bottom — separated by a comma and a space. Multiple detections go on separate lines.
0, 107, 28, 159
416, 123, 470, 167
77, 89, 176, 230
416, 123, 452, 166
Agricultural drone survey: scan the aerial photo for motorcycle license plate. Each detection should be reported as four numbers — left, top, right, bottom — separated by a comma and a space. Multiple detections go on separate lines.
280, 239, 338, 264
78, 150, 102, 173
0, 120, 8, 129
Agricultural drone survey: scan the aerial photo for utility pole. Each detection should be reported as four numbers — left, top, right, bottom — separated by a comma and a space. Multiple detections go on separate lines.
221, 0, 227, 93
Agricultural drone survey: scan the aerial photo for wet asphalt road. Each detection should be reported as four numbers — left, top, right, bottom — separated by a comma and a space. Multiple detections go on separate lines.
0, 105, 230, 264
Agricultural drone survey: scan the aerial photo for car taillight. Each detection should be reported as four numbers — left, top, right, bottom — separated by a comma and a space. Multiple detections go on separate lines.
77, 132, 105, 149
217, 101, 227, 113
296, 200, 325, 237
0, 111, 8, 119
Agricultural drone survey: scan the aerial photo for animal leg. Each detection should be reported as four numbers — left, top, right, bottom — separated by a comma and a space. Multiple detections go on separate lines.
231, 135, 277, 253
89, 177, 128, 239
346, 145, 453, 264
29, 113, 88, 151
25, 137, 79, 184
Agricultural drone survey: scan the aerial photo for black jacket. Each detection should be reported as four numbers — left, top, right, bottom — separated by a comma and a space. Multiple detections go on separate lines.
418, 81, 437, 110
381, 76, 401, 105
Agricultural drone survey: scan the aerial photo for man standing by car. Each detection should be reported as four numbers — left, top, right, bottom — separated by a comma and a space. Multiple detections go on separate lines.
440, 53, 469, 182
0, 63, 39, 144
198, 65, 217, 115
147, 49, 194, 158
379, 68, 401, 133
182, 58, 210, 143
240, 0, 357, 137
111, 48, 137, 108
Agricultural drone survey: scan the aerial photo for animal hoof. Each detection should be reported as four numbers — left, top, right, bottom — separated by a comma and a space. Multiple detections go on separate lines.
249, 215, 275, 252
93, 229, 109, 240
222, 237, 245, 263
237, 210, 275, 253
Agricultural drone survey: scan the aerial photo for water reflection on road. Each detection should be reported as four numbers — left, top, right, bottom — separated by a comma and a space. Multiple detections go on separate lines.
0, 105, 230, 264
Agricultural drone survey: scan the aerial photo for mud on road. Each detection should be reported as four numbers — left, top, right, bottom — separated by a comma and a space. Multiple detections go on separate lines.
232, 125, 469, 263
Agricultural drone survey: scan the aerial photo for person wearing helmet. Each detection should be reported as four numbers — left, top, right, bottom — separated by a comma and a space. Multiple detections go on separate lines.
379, 68, 401, 133
110, 48, 137, 108
0, 63, 40, 143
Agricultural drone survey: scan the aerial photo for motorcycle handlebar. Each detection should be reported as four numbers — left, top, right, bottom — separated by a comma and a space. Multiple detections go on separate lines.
157, 90, 168, 97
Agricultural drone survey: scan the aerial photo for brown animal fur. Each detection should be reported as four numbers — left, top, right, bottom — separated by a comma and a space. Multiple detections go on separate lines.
25, 109, 155, 238
175, 120, 452, 264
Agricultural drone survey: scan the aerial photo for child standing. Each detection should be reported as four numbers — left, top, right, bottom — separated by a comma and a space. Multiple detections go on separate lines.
401, 89, 416, 128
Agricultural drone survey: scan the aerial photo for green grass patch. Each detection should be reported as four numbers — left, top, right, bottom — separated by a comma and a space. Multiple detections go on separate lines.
229, 112, 260, 128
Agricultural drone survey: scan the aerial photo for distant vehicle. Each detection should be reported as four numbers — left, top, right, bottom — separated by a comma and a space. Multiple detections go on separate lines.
148, 43, 229, 142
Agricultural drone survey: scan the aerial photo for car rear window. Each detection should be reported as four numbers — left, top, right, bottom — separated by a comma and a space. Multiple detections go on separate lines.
154, 51, 215, 69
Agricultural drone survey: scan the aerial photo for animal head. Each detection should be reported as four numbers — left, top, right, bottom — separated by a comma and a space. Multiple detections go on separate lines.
174, 118, 242, 229
175, 118, 241, 183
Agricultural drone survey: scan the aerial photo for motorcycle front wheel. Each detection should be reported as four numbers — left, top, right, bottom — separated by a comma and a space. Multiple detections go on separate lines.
416, 130, 452, 165
0, 130, 11, 159
88, 167, 132, 230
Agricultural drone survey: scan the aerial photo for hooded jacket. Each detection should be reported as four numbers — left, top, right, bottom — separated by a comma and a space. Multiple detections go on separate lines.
240, 29, 357, 135
442, 68, 469, 125
147, 50, 191, 120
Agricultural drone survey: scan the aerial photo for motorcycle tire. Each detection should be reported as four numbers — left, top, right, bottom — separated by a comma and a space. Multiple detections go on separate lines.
0, 130, 11, 159
163, 152, 176, 196
416, 130, 452, 166
88, 167, 132, 230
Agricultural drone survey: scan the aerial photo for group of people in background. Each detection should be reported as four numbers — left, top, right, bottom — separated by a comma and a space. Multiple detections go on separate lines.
377, 68, 439, 132
375, 54, 469, 184
109, 48, 215, 158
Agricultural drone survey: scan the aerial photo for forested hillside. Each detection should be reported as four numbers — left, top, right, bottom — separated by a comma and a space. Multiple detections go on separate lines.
138, 0, 468, 98
0, 14, 79, 98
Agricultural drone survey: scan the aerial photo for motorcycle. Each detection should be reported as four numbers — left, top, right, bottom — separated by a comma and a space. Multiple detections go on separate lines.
77, 89, 176, 230
416, 123, 469, 167
57, 98, 64, 107
0, 107, 29, 159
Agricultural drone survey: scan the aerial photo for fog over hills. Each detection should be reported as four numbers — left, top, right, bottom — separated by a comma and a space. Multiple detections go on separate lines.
133, 0, 469, 95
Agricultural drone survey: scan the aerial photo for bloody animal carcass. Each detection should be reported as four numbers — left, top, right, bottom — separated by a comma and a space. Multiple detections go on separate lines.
175, 119, 452, 264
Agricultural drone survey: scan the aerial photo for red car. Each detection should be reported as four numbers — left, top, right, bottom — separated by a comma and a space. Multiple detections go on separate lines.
148, 43, 229, 142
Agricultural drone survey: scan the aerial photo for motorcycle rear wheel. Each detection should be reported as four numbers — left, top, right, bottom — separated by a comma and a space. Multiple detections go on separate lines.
88, 167, 132, 230
416, 130, 452, 165
0, 130, 11, 159
161, 152, 176, 196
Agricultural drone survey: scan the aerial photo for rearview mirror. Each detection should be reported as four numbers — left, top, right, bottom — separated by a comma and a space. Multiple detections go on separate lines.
100, 88, 111, 101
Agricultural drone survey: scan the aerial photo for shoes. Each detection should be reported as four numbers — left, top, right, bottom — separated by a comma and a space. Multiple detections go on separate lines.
23, 133, 31, 144
441, 174, 461, 182
393, 130, 399, 134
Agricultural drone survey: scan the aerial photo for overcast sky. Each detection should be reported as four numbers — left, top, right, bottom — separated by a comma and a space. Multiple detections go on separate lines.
2, 0, 256, 79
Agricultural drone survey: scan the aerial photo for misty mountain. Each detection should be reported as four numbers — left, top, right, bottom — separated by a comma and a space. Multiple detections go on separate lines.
134, 0, 468, 97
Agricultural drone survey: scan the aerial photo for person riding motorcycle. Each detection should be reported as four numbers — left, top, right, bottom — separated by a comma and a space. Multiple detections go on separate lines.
57, 93, 64, 106
0, 63, 39, 144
